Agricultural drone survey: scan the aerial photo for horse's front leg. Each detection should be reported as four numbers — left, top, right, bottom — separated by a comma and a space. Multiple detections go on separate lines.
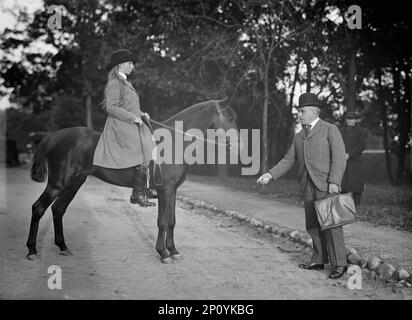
155, 190, 172, 263
165, 191, 180, 260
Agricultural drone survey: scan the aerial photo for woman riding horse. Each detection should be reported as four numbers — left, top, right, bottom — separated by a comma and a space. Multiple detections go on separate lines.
27, 98, 240, 261
93, 49, 156, 207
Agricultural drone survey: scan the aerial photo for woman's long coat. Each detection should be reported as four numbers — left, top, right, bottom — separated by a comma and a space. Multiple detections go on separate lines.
93, 77, 155, 169
339, 125, 367, 193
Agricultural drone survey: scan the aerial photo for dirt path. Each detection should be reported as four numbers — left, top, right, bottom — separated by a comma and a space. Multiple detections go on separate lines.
179, 179, 412, 271
1, 167, 410, 299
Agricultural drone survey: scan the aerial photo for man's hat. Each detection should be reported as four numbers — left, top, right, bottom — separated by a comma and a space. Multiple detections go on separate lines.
297, 93, 322, 109
105, 49, 137, 71
344, 111, 362, 119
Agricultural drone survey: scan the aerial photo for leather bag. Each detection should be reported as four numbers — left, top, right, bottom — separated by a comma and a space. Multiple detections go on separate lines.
314, 193, 357, 230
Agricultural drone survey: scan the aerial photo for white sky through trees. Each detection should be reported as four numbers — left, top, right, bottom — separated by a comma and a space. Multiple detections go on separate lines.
0, 0, 44, 110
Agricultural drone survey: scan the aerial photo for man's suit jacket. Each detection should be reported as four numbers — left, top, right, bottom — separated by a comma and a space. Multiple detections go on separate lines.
269, 119, 347, 192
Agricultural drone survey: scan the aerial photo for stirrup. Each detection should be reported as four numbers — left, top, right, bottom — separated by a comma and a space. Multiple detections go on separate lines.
147, 189, 158, 199
130, 194, 156, 207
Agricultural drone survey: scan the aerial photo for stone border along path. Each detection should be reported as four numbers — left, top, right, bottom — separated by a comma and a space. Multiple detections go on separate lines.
177, 195, 412, 288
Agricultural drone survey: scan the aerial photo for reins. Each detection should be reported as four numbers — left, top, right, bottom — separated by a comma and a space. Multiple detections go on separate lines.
147, 106, 233, 148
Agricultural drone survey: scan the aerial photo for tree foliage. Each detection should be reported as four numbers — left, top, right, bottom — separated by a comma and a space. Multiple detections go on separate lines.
0, 0, 410, 182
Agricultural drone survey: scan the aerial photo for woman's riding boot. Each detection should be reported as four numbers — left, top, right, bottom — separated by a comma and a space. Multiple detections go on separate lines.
130, 165, 156, 207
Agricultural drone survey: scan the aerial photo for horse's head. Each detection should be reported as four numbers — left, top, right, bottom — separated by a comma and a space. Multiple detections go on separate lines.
212, 99, 244, 155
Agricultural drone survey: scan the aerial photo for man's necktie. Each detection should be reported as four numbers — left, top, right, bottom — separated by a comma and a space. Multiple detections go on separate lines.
304, 125, 311, 137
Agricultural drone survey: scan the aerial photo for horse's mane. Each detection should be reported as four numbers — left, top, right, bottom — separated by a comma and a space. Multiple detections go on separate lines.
164, 100, 219, 124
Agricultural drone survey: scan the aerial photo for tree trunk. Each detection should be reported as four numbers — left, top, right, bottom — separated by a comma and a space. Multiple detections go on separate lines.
85, 94, 93, 129
392, 65, 403, 183
82, 57, 93, 129
394, 62, 411, 184
289, 56, 301, 110
381, 102, 396, 185
347, 49, 356, 111
306, 56, 311, 92
378, 71, 396, 185
261, 69, 269, 173
409, 67, 412, 184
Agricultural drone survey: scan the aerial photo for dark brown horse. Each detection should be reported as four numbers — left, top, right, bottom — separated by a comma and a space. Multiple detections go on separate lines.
27, 100, 240, 263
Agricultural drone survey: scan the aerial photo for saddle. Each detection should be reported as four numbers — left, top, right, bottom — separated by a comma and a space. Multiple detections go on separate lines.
142, 115, 164, 189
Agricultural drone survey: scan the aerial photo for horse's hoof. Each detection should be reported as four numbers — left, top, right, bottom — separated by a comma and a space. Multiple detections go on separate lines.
26, 253, 39, 261
161, 257, 173, 264
59, 249, 73, 256
171, 254, 182, 261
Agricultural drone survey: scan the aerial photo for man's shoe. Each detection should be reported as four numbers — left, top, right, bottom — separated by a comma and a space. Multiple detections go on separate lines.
130, 194, 156, 207
329, 266, 348, 279
298, 263, 324, 270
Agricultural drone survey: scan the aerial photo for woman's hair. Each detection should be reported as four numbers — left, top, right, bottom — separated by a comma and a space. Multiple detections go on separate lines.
100, 65, 126, 110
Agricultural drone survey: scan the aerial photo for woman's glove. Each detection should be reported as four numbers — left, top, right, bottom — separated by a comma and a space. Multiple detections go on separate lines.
134, 117, 143, 126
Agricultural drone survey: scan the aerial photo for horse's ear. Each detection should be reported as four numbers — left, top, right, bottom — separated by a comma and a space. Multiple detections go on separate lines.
216, 96, 229, 107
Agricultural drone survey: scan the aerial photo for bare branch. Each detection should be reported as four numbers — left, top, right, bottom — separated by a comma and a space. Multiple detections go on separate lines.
180, 12, 239, 28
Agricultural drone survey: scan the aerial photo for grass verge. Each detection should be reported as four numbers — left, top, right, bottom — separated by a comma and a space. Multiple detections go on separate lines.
187, 174, 412, 232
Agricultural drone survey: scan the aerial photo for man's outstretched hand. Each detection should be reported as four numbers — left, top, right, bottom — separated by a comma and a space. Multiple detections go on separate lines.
257, 172, 273, 185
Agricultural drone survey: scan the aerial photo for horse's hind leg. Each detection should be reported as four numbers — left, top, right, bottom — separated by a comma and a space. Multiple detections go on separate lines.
51, 175, 87, 256
26, 185, 60, 259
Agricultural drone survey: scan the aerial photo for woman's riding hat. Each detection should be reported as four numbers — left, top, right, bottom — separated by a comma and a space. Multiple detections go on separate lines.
297, 93, 322, 108
105, 49, 136, 71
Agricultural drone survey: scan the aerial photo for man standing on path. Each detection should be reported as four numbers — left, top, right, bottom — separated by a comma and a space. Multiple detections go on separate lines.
257, 93, 348, 279
339, 111, 367, 207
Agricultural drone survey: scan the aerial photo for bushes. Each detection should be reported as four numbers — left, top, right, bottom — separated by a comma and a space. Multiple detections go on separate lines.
5, 94, 108, 153
5, 108, 49, 153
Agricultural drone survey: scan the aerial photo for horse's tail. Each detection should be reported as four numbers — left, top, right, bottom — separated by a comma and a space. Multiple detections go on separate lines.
31, 134, 51, 183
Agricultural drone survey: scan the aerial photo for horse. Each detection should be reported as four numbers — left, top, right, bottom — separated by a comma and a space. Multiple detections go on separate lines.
27, 99, 241, 263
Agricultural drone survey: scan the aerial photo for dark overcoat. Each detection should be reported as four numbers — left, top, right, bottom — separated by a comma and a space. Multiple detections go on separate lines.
339, 125, 367, 193
93, 78, 155, 168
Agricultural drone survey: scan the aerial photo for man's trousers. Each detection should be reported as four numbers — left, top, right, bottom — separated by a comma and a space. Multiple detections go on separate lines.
303, 176, 347, 267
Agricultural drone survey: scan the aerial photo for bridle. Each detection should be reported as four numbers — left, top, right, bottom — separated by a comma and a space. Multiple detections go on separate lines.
147, 104, 235, 148
216, 103, 225, 123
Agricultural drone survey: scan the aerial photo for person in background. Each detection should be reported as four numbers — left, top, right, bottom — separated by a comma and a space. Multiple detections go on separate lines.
257, 93, 348, 279
339, 111, 367, 206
